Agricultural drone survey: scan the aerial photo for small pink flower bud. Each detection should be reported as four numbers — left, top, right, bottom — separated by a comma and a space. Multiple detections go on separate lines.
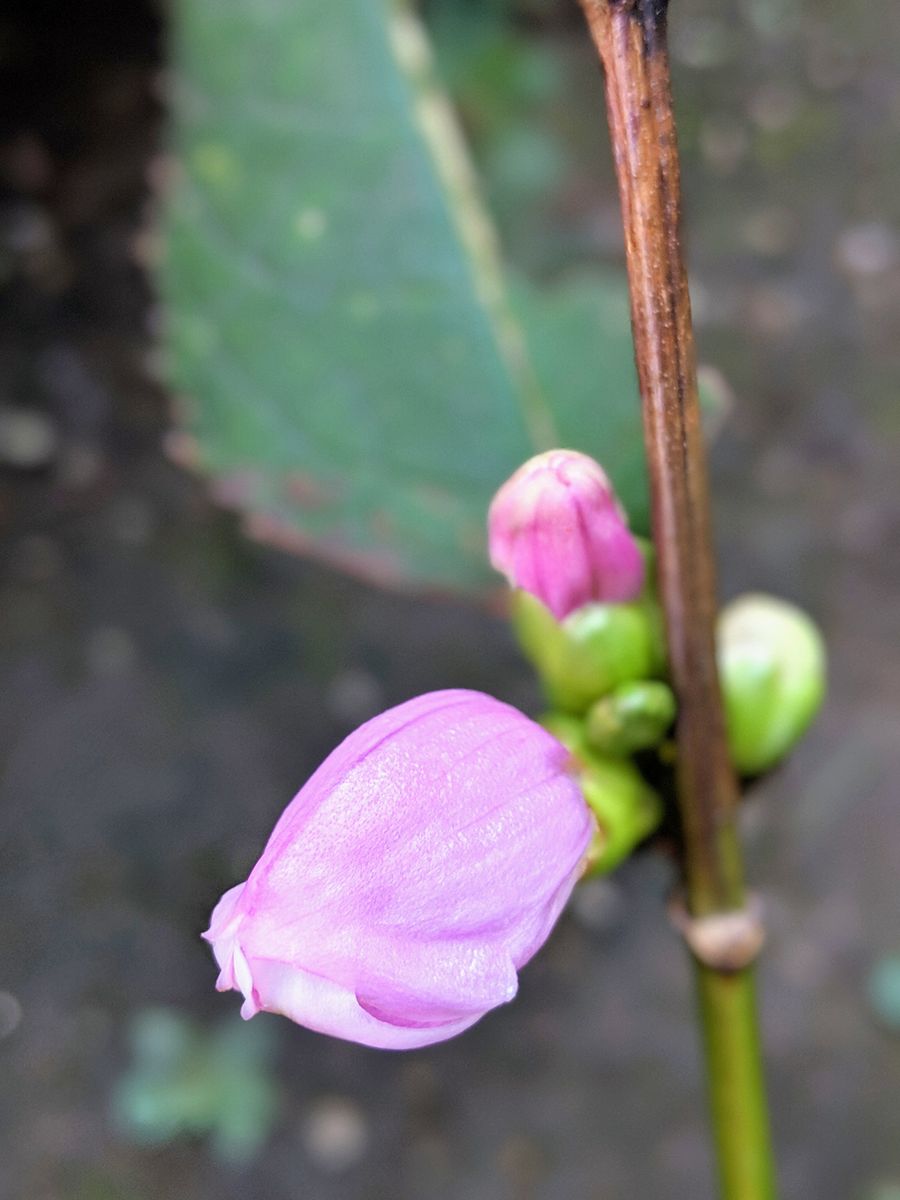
488, 450, 645, 620
204, 690, 592, 1050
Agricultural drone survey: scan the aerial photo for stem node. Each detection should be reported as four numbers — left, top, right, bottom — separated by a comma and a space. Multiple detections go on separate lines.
669, 892, 766, 973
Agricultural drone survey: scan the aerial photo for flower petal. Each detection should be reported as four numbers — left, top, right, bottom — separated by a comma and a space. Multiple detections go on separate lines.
204, 690, 592, 1047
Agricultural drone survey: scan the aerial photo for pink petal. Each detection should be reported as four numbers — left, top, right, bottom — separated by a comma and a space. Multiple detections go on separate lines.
203, 690, 592, 1048
488, 449, 645, 619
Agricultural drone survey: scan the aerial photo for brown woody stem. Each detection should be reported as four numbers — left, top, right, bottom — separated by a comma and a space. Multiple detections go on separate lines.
576, 2, 776, 1196
580, 0, 743, 917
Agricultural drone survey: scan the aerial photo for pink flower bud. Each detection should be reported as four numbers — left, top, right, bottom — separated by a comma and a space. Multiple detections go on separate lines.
204, 690, 592, 1050
488, 450, 645, 620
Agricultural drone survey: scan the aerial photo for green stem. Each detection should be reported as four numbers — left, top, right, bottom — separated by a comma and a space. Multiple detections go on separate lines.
575, 2, 778, 1195
697, 967, 776, 1200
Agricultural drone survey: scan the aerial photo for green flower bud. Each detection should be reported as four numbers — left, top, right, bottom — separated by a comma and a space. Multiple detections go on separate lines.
540, 711, 663, 871
511, 589, 667, 714
718, 593, 826, 775
585, 680, 677, 756
539, 711, 592, 763
579, 755, 664, 875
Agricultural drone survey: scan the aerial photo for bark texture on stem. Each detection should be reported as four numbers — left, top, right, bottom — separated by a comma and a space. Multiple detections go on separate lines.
579, 0, 743, 918
577, 3, 777, 1196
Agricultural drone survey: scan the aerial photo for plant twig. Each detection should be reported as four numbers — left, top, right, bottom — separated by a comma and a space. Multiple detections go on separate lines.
576, 2, 777, 1195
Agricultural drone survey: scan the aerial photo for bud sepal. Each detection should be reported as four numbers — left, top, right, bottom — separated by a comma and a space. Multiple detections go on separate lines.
540, 712, 664, 874
511, 589, 667, 714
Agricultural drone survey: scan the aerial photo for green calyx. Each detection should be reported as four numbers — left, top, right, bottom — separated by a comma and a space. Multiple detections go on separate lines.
541, 713, 663, 874
585, 680, 677, 756
717, 593, 826, 775
581, 755, 664, 874
511, 589, 667, 714
540, 712, 594, 763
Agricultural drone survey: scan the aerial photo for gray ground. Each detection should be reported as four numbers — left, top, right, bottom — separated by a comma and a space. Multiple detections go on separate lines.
1, 1, 899, 1198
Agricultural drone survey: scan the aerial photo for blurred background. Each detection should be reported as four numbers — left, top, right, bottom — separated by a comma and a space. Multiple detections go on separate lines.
1, 1, 899, 1198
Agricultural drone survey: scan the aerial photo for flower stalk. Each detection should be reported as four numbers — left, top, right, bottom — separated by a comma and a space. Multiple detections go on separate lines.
576, 1, 777, 1196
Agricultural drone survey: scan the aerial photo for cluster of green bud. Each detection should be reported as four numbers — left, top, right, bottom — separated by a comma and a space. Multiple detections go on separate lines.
514, 545, 671, 874
512, 563, 826, 876
490, 452, 828, 881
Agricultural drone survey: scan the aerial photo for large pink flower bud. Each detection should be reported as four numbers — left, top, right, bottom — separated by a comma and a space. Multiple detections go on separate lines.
204, 690, 592, 1050
488, 450, 645, 620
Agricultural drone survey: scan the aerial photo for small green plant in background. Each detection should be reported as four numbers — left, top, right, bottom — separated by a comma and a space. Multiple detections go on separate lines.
113, 1008, 279, 1164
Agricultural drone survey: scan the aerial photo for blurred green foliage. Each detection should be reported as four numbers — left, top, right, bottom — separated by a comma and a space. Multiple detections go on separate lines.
426, 0, 569, 243
113, 1008, 279, 1163
164, 0, 649, 593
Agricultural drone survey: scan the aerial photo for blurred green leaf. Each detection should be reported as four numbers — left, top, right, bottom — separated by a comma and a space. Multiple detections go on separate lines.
164, 0, 647, 592
113, 1008, 279, 1164
510, 272, 650, 530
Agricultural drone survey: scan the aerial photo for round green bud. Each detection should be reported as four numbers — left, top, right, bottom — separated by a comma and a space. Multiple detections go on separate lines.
585, 680, 677, 756
579, 755, 664, 875
717, 593, 826, 775
540, 711, 663, 871
510, 590, 667, 714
